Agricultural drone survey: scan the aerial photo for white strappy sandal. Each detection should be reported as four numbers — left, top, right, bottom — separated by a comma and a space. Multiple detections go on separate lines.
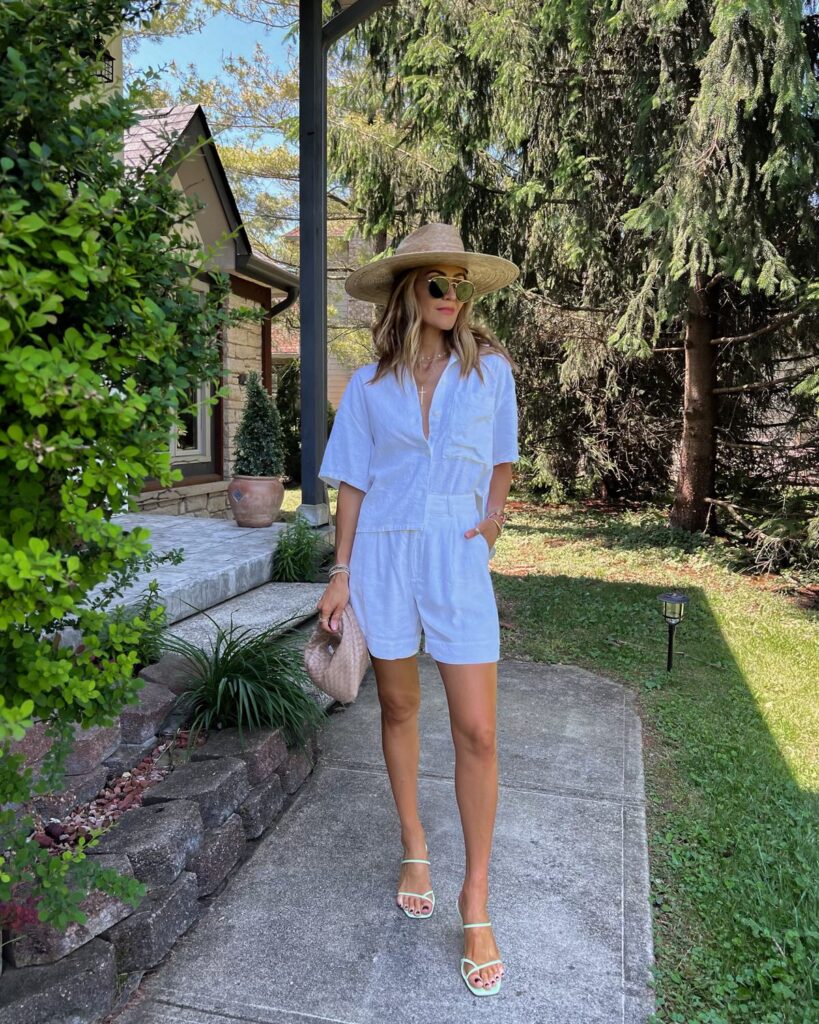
396, 844, 435, 919
457, 896, 505, 995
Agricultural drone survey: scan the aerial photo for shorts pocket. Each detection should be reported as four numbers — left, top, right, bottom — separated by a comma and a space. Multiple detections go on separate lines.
453, 508, 490, 577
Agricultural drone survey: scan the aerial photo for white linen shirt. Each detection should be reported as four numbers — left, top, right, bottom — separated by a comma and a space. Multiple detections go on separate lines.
318, 350, 519, 558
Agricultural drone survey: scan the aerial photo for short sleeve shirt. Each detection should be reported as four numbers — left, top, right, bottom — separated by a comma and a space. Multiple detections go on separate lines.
318, 350, 519, 540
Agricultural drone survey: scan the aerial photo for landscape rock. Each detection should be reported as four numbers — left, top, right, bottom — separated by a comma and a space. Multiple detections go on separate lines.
102, 735, 158, 777
89, 801, 204, 887
65, 722, 121, 776
142, 756, 250, 828
6, 720, 54, 773
276, 746, 314, 795
238, 772, 285, 839
5, 855, 135, 968
187, 813, 246, 896
0, 937, 116, 1024
190, 725, 288, 785
31, 764, 109, 819
103, 870, 199, 973
119, 680, 178, 744
139, 652, 200, 696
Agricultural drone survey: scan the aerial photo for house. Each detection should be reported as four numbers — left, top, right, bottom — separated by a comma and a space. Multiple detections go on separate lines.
122, 104, 300, 518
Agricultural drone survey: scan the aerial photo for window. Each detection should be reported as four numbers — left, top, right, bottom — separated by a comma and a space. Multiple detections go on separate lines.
170, 381, 213, 463
164, 281, 221, 480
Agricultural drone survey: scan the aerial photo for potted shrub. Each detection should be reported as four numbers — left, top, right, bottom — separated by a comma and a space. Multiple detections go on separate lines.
228, 370, 286, 527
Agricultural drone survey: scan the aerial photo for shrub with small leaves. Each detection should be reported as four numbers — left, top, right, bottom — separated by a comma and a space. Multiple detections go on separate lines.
0, 0, 260, 931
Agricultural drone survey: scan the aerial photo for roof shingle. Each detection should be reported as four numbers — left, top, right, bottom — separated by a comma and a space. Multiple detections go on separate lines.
123, 104, 200, 172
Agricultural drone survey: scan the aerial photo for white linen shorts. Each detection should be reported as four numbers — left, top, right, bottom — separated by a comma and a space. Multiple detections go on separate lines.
347, 492, 500, 664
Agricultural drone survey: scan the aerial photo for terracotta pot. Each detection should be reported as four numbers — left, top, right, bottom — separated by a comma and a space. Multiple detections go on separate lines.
228, 475, 285, 527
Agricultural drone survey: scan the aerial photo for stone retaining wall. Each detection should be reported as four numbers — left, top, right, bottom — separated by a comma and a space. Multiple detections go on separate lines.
0, 654, 324, 1024
134, 480, 232, 520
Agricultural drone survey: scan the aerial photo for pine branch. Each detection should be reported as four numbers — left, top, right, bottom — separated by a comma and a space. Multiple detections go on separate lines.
713, 373, 808, 395
715, 420, 803, 430
710, 310, 811, 346
719, 440, 816, 451
521, 288, 614, 314
703, 498, 779, 543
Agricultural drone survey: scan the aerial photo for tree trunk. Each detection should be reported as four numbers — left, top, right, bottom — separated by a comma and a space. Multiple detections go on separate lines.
670, 282, 718, 532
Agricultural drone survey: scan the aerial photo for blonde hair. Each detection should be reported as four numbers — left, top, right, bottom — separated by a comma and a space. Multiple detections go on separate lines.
367, 267, 518, 388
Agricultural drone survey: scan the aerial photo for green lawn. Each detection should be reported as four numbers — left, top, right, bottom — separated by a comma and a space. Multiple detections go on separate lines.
287, 487, 819, 1022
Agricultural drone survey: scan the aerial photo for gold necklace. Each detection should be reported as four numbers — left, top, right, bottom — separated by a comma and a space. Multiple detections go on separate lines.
418, 349, 449, 365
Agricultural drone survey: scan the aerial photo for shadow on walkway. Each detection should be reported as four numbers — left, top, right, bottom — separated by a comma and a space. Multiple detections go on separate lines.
113, 655, 654, 1024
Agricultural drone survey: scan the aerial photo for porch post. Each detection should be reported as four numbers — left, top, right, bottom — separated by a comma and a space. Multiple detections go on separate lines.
296, 0, 330, 527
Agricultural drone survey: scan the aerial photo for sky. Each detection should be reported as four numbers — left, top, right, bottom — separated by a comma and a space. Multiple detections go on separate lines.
129, 10, 292, 85
126, 10, 293, 148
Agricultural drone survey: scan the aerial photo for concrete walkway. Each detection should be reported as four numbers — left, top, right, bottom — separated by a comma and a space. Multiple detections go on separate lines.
114, 656, 655, 1024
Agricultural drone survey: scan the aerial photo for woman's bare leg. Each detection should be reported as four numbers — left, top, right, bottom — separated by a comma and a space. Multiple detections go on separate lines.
437, 659, 505, 990
371, 653, 432, 916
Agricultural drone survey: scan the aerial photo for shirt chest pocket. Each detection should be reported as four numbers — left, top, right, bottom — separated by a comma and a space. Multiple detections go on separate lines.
443, 384, 493, 465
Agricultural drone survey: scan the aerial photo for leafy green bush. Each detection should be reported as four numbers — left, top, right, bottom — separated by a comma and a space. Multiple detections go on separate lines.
272, 513, 333, 582
159, 617, 326, 751
96, 581, 170, 674
0, 0, 261, 930
232, 370, 284, 477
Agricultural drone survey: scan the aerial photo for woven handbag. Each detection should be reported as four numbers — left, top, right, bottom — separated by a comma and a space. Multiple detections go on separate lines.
303, 602, 370, 703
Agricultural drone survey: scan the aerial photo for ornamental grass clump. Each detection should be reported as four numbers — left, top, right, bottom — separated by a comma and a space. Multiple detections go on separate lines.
272, 513, 333, 582
160, 615, 325, 752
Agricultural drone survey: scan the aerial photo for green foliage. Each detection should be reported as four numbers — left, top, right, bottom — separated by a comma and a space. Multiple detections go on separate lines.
0, 0, 257, 931
273, 360, 336, 486
98, 581, 170, 673
332, 0, 819, 559
0, 830, 147, 940
232, 370, 285, 477
159, 617, 326, 751
272, 513, 333, 583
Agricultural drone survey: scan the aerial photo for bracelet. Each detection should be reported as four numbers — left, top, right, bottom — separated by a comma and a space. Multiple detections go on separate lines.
329, 564, 350, 578
486, 509, 507, 537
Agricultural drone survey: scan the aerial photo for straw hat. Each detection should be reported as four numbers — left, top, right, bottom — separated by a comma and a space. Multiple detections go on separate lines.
344, 222, 519, 305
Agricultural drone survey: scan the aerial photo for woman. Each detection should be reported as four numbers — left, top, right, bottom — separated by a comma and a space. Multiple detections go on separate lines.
316, 222, 520, 997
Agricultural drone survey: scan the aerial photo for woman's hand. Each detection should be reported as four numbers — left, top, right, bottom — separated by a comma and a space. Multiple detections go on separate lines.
315, 573, 350, 633
464, 518, 502, 551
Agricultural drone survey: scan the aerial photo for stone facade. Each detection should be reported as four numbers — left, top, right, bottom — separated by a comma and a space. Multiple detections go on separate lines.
135, 479, 232, 520
133, 287, 267, 520
223, 290, 266, 482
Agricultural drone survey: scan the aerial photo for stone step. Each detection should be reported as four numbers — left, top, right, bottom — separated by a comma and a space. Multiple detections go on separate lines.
82, 514, 334, 625
166, 581, 325, 646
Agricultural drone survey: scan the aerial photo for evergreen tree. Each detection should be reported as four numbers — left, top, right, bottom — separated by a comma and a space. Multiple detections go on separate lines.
233, 370, 285, 476
331, 0, 819, 556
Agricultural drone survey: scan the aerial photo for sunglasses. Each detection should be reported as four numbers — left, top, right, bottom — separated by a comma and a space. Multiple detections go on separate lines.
426, 275, 475, 302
